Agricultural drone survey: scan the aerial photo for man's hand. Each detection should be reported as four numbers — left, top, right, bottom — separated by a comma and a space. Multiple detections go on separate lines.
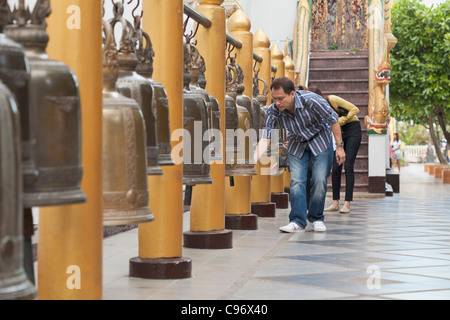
335, 146, 346, 166
253, 138, 271, 164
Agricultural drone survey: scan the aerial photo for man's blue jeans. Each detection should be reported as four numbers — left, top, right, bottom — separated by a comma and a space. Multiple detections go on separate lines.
288, 142, 333, 228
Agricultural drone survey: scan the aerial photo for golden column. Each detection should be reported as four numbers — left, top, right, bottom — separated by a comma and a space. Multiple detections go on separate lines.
185, 0, 233, 249
283, 54, 296, 194
269, 44, 289, 209
39, 0, 103, 299
225, 9, 257, 230
250, 29, 275, 218
293, 0, 311, 88
129, 0, 192, 279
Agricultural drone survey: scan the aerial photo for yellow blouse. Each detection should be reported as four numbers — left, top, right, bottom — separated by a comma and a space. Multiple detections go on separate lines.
327, 95, 359, 126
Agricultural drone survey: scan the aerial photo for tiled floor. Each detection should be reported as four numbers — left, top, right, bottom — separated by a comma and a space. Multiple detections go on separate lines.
103, 163, 450, 300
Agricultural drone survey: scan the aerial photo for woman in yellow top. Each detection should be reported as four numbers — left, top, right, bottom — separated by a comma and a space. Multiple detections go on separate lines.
308, 86, 362, 213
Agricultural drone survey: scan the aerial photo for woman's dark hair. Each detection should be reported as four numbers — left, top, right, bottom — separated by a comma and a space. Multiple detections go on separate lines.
393, 132, 399, 141
308, 86, 325, 99
271, 77, 295, 94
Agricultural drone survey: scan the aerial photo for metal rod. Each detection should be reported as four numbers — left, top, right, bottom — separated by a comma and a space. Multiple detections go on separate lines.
226, 33, 242, 49
253, 52, 263, 63
183, 4, 212, 28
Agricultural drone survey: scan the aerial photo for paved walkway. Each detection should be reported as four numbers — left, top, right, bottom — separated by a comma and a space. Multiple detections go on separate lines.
103, 163, 450, 300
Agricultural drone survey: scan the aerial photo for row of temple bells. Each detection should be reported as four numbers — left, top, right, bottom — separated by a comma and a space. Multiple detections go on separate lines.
183, 40, 213, 186
226, 56, 257, 177
1, 0, 88, 300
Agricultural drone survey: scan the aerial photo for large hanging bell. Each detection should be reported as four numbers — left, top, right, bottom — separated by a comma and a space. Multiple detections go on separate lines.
188, 44, 222, 162
102, 14, 153, 226
253, 73, 269, 143
225, 64, 240, 176
110, 2, 162, 176
197, 55, 222, 162
0, 79, 36, 300
227, 61, 256, 176
0, 5, 38, 208
135, 22, 174, 166
183, 42, 212, 185
6, 0, 86, 207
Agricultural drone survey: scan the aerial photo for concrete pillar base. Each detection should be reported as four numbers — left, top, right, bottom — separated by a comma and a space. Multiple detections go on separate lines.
251, 202, 276, 217
183, 229, 233, 249
129, 257, 192, 279
271, 192, 289, 209
225, 213, 258, 230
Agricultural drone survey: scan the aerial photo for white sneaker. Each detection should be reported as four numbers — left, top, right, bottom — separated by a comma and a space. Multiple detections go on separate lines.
279, 222, 303, 233
305, 221, 327, 232
312, 221, 327, 232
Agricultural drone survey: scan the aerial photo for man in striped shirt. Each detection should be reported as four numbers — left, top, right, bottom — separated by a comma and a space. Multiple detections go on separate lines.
254, 77, 346, 232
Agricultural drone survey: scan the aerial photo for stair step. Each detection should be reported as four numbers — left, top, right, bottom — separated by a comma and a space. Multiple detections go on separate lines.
310, 54, 369, 68
309, 67, 369, 80
320, 91, 368, 104
308, 79, 368, 92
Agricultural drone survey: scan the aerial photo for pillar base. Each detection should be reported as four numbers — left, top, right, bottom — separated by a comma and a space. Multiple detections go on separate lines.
183, 229, 233, 249
368, 176, 386, 194
271, 192, 289, 209
225, 213, 258, 230
386, 168, 399, 193
284, 187, 290, 194
129, 257, 192, 279
251, 202, 276, 217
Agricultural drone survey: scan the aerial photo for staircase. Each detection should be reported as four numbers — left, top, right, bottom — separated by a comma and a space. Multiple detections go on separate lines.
308, 50, 369, 193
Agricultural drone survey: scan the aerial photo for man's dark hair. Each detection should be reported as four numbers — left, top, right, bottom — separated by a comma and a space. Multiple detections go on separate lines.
271, 77, 295, 94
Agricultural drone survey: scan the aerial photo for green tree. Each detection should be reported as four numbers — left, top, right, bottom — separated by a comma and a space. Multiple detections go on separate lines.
390, 0, 450, 164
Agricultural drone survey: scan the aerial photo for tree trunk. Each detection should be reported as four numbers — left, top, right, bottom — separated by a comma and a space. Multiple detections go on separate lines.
428, 114, 447, 164
435, 105, 449, 164
435, 105, 450, 141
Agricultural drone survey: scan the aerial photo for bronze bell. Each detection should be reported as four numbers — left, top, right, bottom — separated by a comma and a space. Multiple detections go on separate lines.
101, 15, 153, 226
110, 2, 163, 176
183, 42, 212, 185
134, 19, 174, 166
253, 73, 269, 140
225, 64, 240, 175
197, 56, 222, 162
0, 2, 38, 208
5, 0, 86, 206
0, 79, 36, 300
188, 44, 222, 162
226, 60, 256, 176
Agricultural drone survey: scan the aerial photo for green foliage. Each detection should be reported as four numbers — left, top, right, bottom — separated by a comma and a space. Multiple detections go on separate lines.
396, 122, 430, 145
389, 0, 450, 124
328, 42, 338, 50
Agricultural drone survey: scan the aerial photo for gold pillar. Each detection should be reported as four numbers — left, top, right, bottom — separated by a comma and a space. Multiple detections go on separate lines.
293, 0, 311, 88
269, 44, 289, 209
254, 30, 272, 104
38, 0, 103, 299
283, 54, 295, 192
225, 9, 257, 230
129, 0, 191, 279
250, 29, 275, 217
184, 0, 232, 249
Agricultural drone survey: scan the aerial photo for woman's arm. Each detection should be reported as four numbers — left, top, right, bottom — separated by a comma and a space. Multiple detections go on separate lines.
329, 95, 359, 126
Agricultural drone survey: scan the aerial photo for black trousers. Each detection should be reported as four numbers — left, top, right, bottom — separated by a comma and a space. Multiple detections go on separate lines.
332, 121, 362, 202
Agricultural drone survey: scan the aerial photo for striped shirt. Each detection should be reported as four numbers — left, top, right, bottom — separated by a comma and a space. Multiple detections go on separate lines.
262, 90, 338, 159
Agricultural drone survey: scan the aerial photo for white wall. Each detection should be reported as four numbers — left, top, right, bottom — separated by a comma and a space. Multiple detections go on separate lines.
237, 0, 299, 52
